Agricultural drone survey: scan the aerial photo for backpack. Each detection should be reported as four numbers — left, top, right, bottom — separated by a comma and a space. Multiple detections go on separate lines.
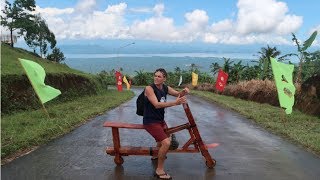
136, 84, 168, 116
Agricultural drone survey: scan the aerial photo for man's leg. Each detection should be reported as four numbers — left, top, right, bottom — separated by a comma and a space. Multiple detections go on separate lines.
155, 137, 171, 179
152, 142, 162, 159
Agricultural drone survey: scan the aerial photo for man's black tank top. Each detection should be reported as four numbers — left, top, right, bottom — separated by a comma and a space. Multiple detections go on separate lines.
143, 84, 168, 125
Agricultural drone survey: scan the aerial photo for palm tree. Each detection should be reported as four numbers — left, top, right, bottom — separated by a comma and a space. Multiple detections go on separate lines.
174, 66, 181, 75
256, 45, 281, 80
189, 63, 200, 73
231, 61, 247, 82
134, 70, 148, 85
242, 64, 260, 81
222, 57, 234, 73
210, 62, 220, 76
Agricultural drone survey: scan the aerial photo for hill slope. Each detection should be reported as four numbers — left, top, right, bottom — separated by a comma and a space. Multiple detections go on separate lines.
1, 44, 87, 76
1, 44, 107, 114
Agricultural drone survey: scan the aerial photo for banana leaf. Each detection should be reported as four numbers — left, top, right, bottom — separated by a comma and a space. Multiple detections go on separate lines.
301, 31, 317, 51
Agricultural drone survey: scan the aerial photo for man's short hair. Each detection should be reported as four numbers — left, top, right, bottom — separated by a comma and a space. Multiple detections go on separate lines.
154, 68, 167, 78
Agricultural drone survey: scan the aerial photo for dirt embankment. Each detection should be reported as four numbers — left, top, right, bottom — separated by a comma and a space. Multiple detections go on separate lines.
1, 74, 101, 115
189, 75, 320, 117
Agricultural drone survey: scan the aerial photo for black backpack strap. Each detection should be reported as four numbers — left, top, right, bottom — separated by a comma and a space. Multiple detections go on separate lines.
150, 84, 168, 95
163, 84, 168, 94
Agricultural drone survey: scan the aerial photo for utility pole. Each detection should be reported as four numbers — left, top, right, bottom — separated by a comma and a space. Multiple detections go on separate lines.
115, 42, 135, 91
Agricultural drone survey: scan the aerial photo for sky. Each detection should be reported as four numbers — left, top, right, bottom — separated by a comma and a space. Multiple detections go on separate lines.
2, 0, 320, 52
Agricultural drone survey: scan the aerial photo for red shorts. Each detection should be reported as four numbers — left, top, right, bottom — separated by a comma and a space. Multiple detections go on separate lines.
144, 121, 169, 142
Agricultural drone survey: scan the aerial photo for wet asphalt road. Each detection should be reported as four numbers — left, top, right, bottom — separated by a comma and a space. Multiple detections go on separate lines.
2, 87, 320, 180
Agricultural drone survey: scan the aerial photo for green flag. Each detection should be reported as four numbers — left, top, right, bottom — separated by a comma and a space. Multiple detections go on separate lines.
19, 58, 61, 104
270, 58, 295, 114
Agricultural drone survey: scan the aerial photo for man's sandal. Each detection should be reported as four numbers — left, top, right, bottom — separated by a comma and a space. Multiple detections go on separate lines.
154, 172, 172, 180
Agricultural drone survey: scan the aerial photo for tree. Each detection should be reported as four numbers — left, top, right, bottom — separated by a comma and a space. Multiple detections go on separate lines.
174, 66, 181, 75
300, 50, 320, 80
210, 62, 220, 76
198, 72, 213, 84
255, 45, 281, 80
189, 63, 200, 73
24, 14, 56, 57
46, 47, 65, 63
230, 61, 247, 82
242, 64, 260, 81
134, 70, 149, 85
282, 31, 318, 83
222, 57, 234, 73
0, 0, 36, 47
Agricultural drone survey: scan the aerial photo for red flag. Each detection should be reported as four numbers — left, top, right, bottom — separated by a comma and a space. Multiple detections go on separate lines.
115, 71, 123, 91
215, 69, 228, 92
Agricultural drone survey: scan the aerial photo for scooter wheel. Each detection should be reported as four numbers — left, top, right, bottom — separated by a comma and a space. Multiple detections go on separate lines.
114, 156, 124, 165
205, 158, 216, 168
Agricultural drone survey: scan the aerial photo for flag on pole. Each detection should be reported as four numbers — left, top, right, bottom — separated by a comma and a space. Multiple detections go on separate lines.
123, 76, 130, 90
178, 75, 182, 86
192, 72, 198, 86
270, 58, 296, 114
19, 58, 61, 104
115, 71, 123, 91
215, 69, 229, 92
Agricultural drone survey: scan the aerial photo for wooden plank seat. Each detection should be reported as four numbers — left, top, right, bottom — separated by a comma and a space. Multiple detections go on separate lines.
103, 121, 145, 129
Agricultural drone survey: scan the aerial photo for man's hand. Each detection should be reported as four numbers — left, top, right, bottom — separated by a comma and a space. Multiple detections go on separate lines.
175, 95, 187, 105
183, 87, 190, 94
179, 87, 190, 97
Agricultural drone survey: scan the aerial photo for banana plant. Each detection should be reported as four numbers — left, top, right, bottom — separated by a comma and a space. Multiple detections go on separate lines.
281, 31, 318, 83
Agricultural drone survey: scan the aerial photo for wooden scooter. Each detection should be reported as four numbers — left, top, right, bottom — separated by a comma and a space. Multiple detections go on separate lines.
104, 90, 218, 168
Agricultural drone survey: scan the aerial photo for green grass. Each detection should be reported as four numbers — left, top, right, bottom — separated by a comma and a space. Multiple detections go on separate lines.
1, 44, 88, 76
192, 90, 320, 155
1, 90, 134, 160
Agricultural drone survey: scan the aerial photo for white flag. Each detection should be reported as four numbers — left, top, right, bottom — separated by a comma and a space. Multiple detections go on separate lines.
178, 75, 182, 86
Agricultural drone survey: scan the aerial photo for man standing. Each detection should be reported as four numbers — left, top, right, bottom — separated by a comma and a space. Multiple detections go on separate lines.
143, 68, 189, 179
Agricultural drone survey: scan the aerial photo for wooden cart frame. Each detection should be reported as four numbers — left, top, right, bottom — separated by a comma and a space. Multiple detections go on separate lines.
104, 91, 218, 168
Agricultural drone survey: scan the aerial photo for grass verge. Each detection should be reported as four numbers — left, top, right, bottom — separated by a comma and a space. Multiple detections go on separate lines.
1, 90, 134, 162
192, 90, 320, 156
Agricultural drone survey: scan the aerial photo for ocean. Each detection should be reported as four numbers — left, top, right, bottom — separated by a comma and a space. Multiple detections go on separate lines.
64, 53, 258, 76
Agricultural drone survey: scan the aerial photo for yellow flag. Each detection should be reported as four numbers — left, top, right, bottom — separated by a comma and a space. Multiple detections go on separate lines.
123, 76, 130, 90
192, 72, 198, 86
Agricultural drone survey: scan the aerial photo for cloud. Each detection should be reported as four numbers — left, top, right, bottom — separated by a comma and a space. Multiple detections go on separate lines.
210, 19, 233, 33
35, 6, 74, 16
235, 0, 302, 35
130, 8, 210, 42
130, 16, 178, 41
203, 33, 219, 43
104, 2, 127, 15
33, 2, 129, 39
129, 7, 153, 13
185, 9, 208, 31
12, 0, 305, 45
75, 0, 96, 13
203, 0, 302, 44
153, 4, 164, 17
